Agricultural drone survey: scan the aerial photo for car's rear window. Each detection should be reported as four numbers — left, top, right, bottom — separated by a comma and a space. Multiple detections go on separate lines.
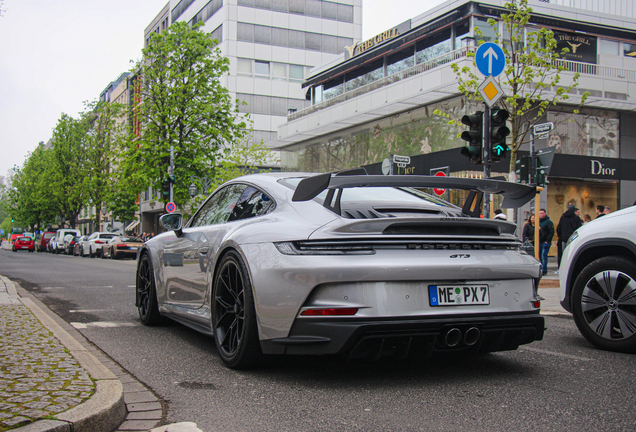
44, 233, 55, 239
18, 237, 31, 241
100, 234, 116, 239
120, 237, 142, 242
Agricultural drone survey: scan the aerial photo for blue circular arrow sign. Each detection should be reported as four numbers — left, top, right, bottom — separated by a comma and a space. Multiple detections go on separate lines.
475, 42, 505, 77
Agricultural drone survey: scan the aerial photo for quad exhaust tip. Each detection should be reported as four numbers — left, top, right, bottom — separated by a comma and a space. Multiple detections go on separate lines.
444, 328, 462, 347
443, 327, 481, 347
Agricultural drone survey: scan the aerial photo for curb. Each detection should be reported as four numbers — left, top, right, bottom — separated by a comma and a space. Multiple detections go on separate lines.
1, 276, 126, 432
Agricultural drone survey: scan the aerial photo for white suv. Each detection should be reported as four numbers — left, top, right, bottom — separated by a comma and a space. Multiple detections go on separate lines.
83, 232, 118, 258
51, 229, 81, 254
559, 205, 636, 353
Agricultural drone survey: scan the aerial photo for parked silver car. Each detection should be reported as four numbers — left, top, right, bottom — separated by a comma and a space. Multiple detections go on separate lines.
136, 172, 543, 369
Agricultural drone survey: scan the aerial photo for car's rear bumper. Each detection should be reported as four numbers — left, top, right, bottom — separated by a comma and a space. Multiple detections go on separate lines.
260, 311, 544, 359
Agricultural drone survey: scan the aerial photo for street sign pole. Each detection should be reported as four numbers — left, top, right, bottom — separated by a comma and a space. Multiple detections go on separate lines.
169, 145, 174, 203
483, 104, 491, 218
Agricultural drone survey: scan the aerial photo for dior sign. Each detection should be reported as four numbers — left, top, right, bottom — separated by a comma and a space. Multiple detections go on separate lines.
591, 160, 617, 176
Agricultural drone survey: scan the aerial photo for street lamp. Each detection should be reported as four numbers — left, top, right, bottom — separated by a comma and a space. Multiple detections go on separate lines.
188, 183, 198, 198
189, 175, 213, 198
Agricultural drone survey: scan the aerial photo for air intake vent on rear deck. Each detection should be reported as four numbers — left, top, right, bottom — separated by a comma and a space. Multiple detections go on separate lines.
342, 209, 387, 219
383, 225, 499, 236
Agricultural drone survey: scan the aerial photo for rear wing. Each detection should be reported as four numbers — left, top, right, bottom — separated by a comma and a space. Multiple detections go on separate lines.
291, 172, 536, 212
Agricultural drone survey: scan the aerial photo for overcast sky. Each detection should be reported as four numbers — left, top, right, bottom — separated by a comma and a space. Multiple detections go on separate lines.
0, 0, 445, 180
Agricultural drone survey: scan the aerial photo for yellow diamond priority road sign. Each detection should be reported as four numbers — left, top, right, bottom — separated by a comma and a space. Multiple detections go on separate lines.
478, 75, 504, 108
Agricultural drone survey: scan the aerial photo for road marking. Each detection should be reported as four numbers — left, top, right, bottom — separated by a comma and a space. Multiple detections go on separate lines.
520, 346, 592, 362
127, 285, 136, 288
69, 309, 116, 313
71, 321, 139, 329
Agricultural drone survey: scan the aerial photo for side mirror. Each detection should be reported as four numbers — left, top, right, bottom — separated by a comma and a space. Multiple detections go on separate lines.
160, 213, 183, 237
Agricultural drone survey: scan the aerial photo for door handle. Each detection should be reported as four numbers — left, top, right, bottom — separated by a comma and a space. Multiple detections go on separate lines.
198, 247, 209, 256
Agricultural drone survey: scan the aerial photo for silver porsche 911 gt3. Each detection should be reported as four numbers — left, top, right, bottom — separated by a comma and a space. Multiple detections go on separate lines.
135, 171, 544, 369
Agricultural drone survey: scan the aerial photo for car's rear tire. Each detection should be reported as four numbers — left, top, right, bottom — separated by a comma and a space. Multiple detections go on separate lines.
212, 251, 262, 369
572, 256, 636, 353
136, 254, 164, 326
101, 250, 106, 259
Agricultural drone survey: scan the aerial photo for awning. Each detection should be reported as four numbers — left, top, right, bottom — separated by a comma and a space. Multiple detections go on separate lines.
125, 220, 140, 231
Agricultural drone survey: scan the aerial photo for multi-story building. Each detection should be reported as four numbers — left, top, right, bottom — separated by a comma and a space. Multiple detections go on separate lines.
272, 0, 636, 242
137, 0, 363, 234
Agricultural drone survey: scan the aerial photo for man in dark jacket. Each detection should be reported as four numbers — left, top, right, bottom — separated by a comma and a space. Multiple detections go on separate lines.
556, 205, 582, 267
539, 208, 554, 276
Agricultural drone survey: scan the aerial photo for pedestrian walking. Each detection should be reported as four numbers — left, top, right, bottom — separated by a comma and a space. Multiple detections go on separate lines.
494, 209, 507, 220
604, 206, 611, 215
556, 204, 582, 268
583, 214, 592, 224
595, 204, 606, 219
522, 213, 538, 244
539, 208, 554, 276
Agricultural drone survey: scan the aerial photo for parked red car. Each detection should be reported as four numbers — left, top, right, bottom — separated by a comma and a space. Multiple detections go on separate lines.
36, 232, 56, 252
13, 236, 35, 252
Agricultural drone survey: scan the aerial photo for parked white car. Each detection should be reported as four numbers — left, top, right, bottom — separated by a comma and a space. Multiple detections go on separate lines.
559, 205, 636, 353
50, 229, 81, 254
83, 232, 118, 258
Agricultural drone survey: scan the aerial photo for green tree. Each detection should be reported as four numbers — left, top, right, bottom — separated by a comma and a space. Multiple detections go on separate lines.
120, 21, 249, 208
448, 0, 589, 175
8, 146, 57, 231
49, 114, 90, 228
82, 101, 126, 228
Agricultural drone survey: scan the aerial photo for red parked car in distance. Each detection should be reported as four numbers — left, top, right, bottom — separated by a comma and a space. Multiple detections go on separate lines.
13, 236, 35, 252
36, 232, 56, 252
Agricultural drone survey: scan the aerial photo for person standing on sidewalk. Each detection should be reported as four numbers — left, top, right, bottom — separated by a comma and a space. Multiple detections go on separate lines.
556, 204, 582, 268
539, 208, 554, 276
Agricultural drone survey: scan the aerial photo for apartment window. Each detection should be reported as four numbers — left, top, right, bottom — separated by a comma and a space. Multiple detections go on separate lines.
272, 0, 288, 12
255, 61, 270, 76
321, 1, 338, 20
474, 17, 497, 44
238, 23, 255, 42
625, 42, 636, 57
416, 30, 451, 64
210, 24, 223, 44
172, 0, 196, 22
387, 46, 415, 76
289, 64, 304, 81
255, 0, 272, 8
237, 23, 351, 54
337, 3, 353, 23
305, 0, 321, 18
238, 58, 252, 74
289, 0, 305, 14
272, 63, 287, 80
454, 20, 470, 49
599, 39, 619, 55
255, 25, 272, 44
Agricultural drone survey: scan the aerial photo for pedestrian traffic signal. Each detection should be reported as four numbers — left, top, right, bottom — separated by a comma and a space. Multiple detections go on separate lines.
460, 111, 483, 164
490, 108, 510, 162
161, 178, 171, 199
168, 174, 176, 184
515, 155, 529, 184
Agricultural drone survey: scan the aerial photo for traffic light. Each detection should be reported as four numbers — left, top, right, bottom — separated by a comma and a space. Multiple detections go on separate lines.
490, 108, 510, 162
515, 155, 529, 184
168, 174, 176, 184
161, 178, 171, 200
460, 111, 483, 164
534, 168, 547, 187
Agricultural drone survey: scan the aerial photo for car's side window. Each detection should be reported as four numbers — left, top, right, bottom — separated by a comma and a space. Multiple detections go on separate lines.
227, 186, 275, 222
190, 184, 247, 227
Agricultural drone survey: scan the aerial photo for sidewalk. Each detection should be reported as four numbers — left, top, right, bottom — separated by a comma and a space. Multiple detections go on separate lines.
0, 275, 125, 431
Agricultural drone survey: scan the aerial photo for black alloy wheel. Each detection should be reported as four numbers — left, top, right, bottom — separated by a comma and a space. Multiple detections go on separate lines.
136, 253, 164, 326
572, 256, 636, 353
212, 251, 262, 369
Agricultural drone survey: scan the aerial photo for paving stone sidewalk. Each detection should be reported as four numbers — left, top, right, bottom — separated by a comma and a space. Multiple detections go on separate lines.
0, 302, 94, 430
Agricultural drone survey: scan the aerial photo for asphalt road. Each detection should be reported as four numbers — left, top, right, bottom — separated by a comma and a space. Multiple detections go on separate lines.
2, 249, 636, 431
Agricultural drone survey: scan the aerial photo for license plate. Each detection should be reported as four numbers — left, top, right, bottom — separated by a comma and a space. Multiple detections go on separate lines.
130, 247, 138, 251
429, 285, 490, 306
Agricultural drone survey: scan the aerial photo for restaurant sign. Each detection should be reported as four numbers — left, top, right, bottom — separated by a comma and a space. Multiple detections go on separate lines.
553, 30, 597, 64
